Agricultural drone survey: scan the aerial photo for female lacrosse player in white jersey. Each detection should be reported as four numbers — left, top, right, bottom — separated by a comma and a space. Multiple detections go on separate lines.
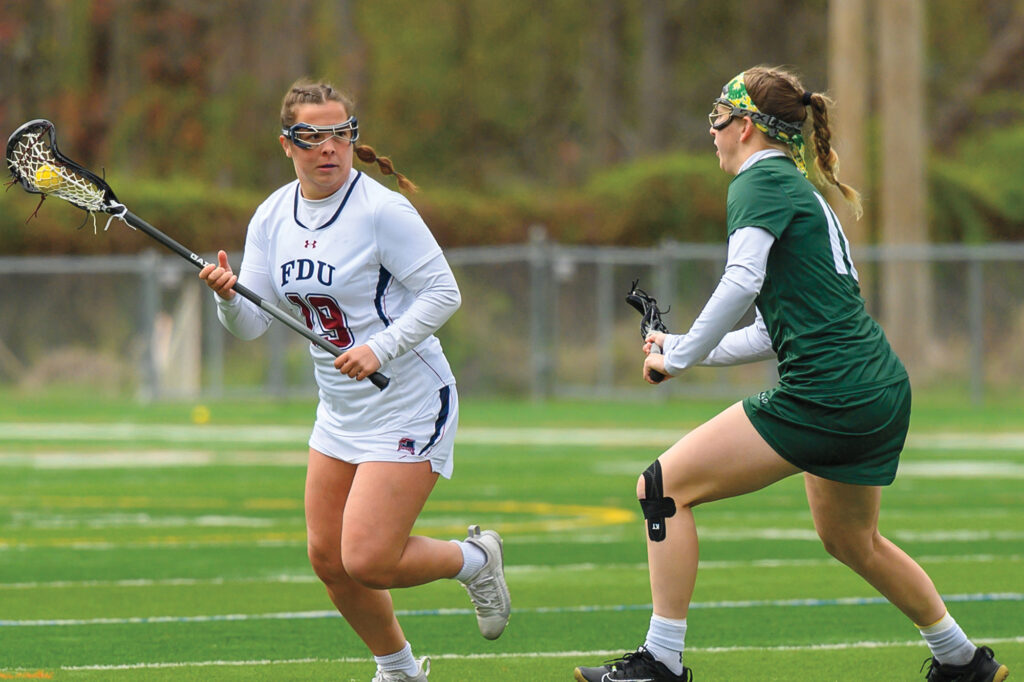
198, 79, 509, 682
574, 66, 1007, 682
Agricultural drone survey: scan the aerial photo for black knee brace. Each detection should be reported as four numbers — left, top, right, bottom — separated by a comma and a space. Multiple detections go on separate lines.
639, 459, 676, 542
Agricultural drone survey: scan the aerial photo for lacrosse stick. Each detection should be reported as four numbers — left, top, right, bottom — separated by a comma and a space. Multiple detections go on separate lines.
625, 279, 670, 383
5, 119, 389, 390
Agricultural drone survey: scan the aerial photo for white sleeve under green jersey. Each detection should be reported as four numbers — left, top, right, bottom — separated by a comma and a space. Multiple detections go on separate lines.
726, 156, 906, 396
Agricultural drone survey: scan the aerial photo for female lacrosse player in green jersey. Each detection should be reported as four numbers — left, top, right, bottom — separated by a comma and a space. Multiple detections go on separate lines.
574, 66, 1007, 682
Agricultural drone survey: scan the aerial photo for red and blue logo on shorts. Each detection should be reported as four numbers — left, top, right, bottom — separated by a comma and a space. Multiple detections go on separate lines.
397, 437, 416, 455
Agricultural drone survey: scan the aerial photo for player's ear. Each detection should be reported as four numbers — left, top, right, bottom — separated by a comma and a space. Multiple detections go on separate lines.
280, 135, 292, 158
739, 117, 758, 143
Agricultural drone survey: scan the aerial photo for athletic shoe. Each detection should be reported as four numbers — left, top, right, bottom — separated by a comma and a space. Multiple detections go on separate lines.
371, 656, 429, 682
923, 646, 1009, 682
574, 646, 693, 682
459, 524, 511, 640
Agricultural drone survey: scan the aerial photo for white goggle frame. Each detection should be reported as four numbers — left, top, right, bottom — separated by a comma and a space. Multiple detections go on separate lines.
282, 117, 359, 149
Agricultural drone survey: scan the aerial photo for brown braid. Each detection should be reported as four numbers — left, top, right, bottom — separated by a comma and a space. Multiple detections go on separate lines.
355, 144, 419, 194
744, 66, 862, 219
806, 92, 862, 218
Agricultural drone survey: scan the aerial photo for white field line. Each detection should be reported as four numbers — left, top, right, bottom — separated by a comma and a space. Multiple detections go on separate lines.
2, 554, 1018, 591
4, 452, 1024, 478
2, 422, 1024, 450
3, 592, 1022, 628
3, 451, 1024, 479
38, 636, 1024, 671
4, 527, 1024, 553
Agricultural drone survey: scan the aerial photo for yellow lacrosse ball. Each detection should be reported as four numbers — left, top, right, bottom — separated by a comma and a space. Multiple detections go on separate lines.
190, 404, 211, 425
34, 163, 63, 191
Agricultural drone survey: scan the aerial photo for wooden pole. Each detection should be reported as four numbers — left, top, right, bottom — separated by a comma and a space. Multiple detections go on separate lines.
877, 0, 933, 372
828, 0, 872, 299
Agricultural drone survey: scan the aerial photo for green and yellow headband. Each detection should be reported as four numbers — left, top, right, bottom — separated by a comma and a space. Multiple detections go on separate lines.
718, 72, 808, 176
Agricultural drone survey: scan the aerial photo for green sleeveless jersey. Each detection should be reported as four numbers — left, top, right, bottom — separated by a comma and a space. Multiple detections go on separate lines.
727, 157, 906, 397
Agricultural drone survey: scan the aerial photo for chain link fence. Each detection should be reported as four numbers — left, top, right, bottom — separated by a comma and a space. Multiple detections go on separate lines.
2, 236, 1023, 403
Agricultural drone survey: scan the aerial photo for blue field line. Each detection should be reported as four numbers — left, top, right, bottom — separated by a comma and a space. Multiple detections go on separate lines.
2, 592, 1021, 628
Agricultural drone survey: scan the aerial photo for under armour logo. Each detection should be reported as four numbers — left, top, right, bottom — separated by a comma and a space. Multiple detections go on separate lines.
304, 240, 317, 248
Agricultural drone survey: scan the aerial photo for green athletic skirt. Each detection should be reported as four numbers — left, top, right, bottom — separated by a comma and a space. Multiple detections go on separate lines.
742, 377, 911, 486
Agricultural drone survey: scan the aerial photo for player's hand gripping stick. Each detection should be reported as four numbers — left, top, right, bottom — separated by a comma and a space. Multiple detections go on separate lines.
625, 279, 670, 384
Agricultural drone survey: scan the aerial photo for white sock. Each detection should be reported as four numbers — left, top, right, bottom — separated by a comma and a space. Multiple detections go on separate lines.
452, 539, 487, 582
644, 614, 687, 676
374, 642, 420, 676
917, 612, 976, 666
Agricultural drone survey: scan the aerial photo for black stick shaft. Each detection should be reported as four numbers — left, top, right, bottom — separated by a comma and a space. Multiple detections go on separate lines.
121, 210, 389, 391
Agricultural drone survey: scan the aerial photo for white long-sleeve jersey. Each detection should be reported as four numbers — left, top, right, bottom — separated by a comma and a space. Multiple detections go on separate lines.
661, 225, 776, 373
215, 169, 460, 434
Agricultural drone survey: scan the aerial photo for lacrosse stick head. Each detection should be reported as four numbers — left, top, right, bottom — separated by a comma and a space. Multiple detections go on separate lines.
6, 119, 120, 215
626, 279, 670, 339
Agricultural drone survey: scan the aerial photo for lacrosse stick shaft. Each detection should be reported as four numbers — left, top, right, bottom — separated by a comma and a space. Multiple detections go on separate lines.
121, 210, 389, 390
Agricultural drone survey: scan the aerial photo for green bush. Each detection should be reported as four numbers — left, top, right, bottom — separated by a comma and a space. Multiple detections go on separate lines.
0, 176, 261, 256
3, 127, 1023, 257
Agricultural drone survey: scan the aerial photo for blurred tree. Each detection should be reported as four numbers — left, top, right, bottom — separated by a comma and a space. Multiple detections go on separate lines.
585, 0, 628, 166
931, 1, 1024, 149
878, 0, 934, 371
638, 0, 683, 155
827, 0, 870, 247
0, 0, 1021, 249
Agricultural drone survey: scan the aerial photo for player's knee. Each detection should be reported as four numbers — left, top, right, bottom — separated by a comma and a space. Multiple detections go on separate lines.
342, 551, 399, 590
307, 540, 345, 583
637, 459, 676, 542
816, 526, 876, 568
819, 537, 862, 569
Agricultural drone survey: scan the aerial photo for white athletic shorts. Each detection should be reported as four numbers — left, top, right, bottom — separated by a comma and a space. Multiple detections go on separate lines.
308, 384, 458, 479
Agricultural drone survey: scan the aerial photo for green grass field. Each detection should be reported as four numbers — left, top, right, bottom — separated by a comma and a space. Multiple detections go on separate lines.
0, 390, 1021, 680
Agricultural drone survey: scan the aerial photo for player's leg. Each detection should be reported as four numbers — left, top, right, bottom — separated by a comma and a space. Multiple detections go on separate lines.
804, 475, 944, 623
341, 458, 510, 641
804, 475, 1008, 681
339, 458, 462, 590
576, 402, 800, 682
304, 449, 414, 656
306, 452, 448, 680
646, 402, 800, 618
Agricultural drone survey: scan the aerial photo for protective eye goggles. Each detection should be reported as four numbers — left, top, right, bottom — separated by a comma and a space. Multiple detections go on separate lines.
281, 117, 359, 149
708, 98, 803, 138
708, 99, 745, 130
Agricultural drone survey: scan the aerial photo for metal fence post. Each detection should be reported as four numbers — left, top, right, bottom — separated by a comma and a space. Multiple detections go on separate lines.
267, 319, 287, 397
203, 288, 224, 398
137, 250, 160, 402
529, 225, 551, 400
968, 258, 984, 405
596, 258, 615, 391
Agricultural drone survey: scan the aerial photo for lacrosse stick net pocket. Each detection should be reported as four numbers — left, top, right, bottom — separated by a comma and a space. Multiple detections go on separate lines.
6, 119, 126, 228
